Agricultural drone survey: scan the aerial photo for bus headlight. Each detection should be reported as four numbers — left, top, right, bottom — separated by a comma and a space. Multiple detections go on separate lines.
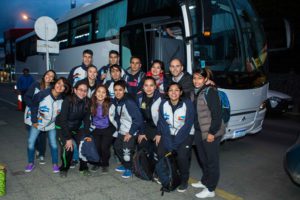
259, 101, 266, 111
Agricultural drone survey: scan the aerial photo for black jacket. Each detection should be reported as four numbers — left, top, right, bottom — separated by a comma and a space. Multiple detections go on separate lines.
56, 95, 91, 140
169, 72, 193, 97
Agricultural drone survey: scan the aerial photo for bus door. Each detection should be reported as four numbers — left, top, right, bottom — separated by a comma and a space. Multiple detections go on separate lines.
145, 21, 186, 73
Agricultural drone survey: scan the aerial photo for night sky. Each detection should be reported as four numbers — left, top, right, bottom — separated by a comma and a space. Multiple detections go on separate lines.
0, 0, 95, 42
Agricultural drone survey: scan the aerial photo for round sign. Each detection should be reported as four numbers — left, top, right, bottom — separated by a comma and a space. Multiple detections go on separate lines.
34, 16, 57, 41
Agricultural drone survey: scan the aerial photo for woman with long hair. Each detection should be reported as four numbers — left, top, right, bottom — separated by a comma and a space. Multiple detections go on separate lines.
25, 77, 70, 173
89, 85, 115, 173
24, 70, 57, 164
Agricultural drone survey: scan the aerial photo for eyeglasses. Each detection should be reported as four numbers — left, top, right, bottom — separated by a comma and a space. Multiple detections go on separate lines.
77, 88, 88, 93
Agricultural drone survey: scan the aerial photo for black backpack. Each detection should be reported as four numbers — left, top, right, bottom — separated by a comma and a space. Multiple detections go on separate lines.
155, 152, 181, 195
133, 149, 155, 181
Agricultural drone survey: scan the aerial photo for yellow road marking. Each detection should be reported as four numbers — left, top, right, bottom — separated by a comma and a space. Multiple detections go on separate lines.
189, 178, 243, 200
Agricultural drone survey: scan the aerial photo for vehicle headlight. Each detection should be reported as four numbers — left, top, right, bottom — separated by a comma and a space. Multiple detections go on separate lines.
259, 101, 266, 110
269, 96, 281, 108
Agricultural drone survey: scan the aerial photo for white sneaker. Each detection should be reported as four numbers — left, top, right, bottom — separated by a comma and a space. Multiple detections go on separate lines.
195, 188, 215, 198
39, 156, 46, 165
191, 181, 207, 189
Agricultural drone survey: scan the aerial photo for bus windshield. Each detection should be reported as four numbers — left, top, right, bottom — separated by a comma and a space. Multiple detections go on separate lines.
188, 0, 267, 89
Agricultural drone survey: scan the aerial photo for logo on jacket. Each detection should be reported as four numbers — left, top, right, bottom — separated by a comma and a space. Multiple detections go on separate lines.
40, 106, 50, 113
178, 116, 185, 121
163, 113, 170, 120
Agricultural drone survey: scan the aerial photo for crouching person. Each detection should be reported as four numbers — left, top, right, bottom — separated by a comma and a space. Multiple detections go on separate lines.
55, 81, 91, 177
158, 83, 195, 192
109, 80, 143, 178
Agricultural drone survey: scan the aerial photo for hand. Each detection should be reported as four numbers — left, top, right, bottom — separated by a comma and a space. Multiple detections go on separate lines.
124, 133, 132, 142
101, 74, 107, 80
205, 79, 215, 86
65, 139, 73, 151
153, 135, 161, 146
33, 123, 38, 128
207, 133, 215, 143
138, 134, 147, 144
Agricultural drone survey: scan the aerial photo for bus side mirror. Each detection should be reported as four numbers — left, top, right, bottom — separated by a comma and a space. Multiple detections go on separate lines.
263, 18, 293, 52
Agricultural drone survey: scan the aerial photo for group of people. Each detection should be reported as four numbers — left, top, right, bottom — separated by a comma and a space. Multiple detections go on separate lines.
20, 49, 225, 199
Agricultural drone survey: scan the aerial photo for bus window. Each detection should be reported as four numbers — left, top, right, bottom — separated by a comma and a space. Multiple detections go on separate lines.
70, 14, 92, 46
56, 23, 69, 49
94, 0, 127, 40
188, 0, 242, 72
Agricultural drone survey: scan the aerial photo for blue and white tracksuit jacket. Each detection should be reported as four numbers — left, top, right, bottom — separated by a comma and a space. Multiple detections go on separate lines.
31, 88, 63, 131
136, 90, 162, 134
24, 82, 41, 126
68, 63, 88, 87
109, 95, 143, 137
158, 98, 195, 151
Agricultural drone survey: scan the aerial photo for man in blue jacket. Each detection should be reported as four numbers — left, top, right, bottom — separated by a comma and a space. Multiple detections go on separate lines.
17, 68, 35, 111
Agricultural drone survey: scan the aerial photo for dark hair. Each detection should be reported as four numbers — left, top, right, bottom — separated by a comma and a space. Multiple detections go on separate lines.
143, 76, 156, 86
87, 64, 97, 72
109, 50, 119, 56
71, 81, 89, 111
109, 64, 122, 73
83, 49, 93, 56
53, 77, 71, 96
23, 68, 29, 73
167, 82, 184, 99
91, 85, 110, 117
193, 68, 213, 80
114, 80, 127, 90
41, 70, 57, 90
130, 56, 141, 63
151, 59, 165, 72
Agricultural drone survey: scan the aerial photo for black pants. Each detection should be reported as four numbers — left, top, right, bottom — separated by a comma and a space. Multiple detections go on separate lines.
92, 126, 114, 167
194, 132, 221, 191
158, 135, 194, 185
57, 129, 88, 172
114, 134, 136, 170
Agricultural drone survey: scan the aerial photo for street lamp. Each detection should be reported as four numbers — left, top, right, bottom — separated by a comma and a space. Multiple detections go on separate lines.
21, 14, 36, 21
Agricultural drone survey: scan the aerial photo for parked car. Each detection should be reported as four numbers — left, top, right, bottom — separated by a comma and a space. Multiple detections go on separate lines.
284, 134, 300, 186
267, 90, 294, 114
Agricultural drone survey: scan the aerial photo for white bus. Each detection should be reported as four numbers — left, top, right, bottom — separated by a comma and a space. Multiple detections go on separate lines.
15, 0, 269, 140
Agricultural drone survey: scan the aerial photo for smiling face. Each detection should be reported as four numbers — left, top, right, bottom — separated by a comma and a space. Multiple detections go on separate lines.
87, 67, 97, 81
168, 84, 182, 102
143, 79, 156, 96
83, 53, 93, 66
114, 85, 125, 100
44, 71, 55, 84
53, 79, 66, 94
193, 73, 207, 88
95, 87, 107, 102
74, 84, 88, 99
151, 63, 162, 77
169, 59, 183, 77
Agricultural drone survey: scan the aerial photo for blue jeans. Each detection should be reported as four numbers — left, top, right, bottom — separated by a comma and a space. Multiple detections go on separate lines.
73, 140, 79, 161
27, 126, 58, 164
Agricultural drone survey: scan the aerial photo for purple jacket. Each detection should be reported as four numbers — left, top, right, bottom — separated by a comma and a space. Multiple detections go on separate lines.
92, 104, 109, 129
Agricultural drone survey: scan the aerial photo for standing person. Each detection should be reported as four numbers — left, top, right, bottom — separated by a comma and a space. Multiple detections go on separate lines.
17, 68, 35, 111
24, 70, 57, 164
98, 50, 125, 84
168, 58, 193, 97
146, 60, 168, 94
89, 85, 115, 173
105, 64, 124, 99
77, 65, 99, 98
124, 56, 145, 98
55, 81, 91, 177
109, 80, 143, 178
137, 77, 162, 155
158, 82, 195, 192
190, 69, 225, 198
68, 49, 93, 87
25, 77, 70, 173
